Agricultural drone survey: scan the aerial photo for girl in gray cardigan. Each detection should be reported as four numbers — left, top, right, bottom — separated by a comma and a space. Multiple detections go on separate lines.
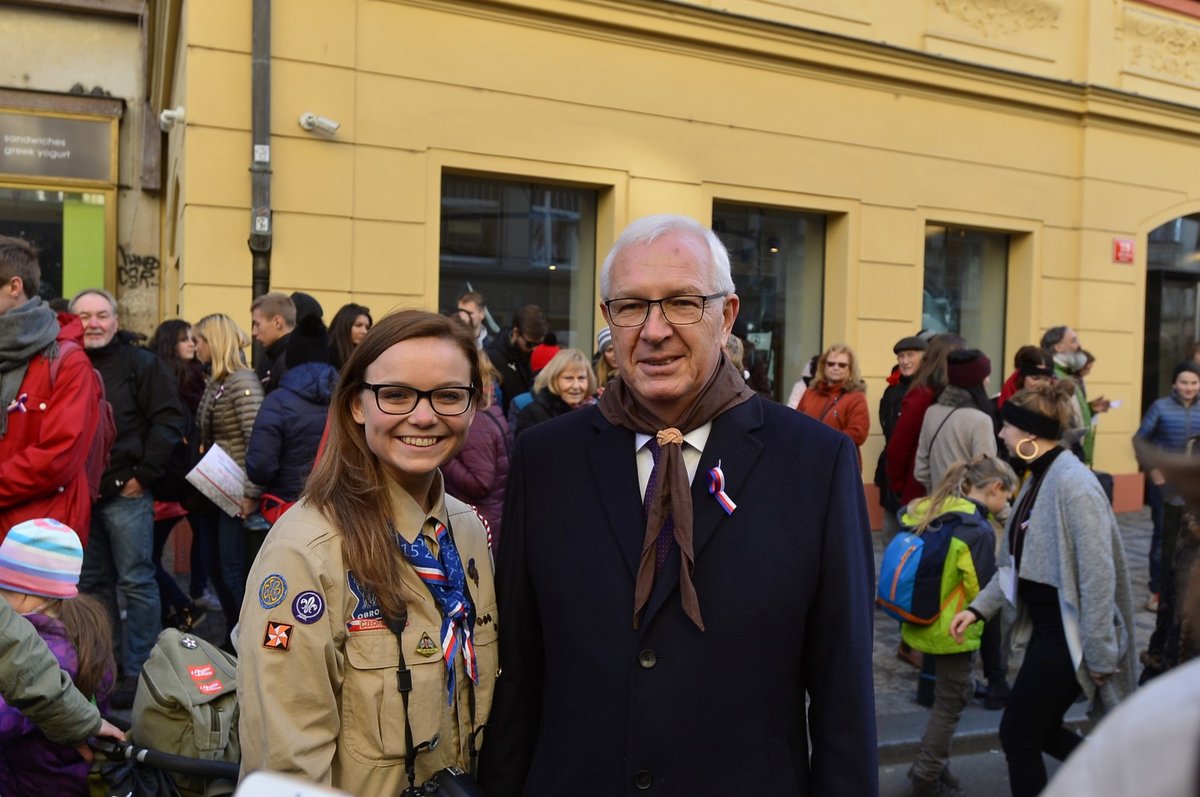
950, 382, 1136, 797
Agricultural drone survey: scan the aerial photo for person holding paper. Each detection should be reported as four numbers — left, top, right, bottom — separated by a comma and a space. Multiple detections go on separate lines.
238, 310, 496, 796
949, 381, 1136, 797
192, 313, 264, 649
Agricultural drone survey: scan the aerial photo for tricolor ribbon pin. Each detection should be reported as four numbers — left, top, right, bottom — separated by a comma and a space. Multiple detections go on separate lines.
5, 393, 28, 414
707, 459, 737, 516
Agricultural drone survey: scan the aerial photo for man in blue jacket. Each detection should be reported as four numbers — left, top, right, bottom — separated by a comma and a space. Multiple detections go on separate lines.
479, 215, 877, 796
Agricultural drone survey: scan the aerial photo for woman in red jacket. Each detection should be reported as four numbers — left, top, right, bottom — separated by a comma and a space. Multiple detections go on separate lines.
796, 343, 870, 460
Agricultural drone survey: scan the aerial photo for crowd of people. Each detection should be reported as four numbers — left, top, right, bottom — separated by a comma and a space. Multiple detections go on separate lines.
0, 220, 1197, 796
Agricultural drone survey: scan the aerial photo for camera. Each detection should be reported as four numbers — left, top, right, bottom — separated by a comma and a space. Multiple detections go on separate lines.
401, 766, 486, 797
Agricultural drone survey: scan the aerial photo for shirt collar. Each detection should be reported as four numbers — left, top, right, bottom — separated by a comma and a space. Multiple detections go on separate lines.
385, 471, 449, 544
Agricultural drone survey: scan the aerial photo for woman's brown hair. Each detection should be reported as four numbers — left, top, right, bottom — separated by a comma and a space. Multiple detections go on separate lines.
908, 333, 966, 395
305, 310, 481, 621
55, 593, 116, 701
1007, 379, 1076, 435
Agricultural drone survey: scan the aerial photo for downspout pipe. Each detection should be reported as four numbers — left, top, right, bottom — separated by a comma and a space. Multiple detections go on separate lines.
248, 0, 272, 306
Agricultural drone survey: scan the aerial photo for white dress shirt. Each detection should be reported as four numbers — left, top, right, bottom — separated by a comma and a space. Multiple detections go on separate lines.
634, 423, 712, 500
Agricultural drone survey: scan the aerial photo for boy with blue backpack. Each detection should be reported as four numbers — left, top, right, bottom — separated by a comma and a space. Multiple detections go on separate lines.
878, 454, 1017, 797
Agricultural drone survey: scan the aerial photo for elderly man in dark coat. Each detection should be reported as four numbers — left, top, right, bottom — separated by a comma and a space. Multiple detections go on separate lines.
479, 214, 877, 796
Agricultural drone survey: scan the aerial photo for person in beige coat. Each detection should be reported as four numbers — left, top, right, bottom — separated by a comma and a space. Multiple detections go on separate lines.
237, 310, 497, 797
193, 313, 264, 648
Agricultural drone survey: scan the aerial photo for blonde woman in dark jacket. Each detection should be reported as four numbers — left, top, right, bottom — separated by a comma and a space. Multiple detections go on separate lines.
193, 313, 264, 648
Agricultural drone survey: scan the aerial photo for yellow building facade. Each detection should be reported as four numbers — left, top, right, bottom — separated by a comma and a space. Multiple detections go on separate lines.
146, 0, 1200, 516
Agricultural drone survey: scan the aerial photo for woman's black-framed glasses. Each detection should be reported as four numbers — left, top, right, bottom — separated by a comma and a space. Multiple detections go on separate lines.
603, 293, 728, 327
361, 383, 476, 416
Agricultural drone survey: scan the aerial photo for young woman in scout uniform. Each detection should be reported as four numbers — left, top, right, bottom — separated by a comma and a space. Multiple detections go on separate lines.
237, 310, 498, 797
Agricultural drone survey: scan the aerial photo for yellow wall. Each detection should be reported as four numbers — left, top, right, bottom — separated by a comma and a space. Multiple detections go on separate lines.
164, 0, 1200, 480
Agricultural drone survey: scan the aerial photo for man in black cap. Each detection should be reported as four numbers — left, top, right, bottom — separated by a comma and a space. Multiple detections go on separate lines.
875, 334, 927, 542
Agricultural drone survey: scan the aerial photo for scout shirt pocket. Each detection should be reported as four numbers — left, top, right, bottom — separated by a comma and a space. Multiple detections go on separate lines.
341, 627, 445, 764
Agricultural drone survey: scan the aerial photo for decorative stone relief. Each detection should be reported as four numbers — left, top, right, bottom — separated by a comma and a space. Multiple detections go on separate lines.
1123, 9, 1200, 85
932, 0, 1061, 38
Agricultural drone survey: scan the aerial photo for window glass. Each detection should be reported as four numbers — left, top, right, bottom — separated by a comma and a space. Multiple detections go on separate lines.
923, 225, 1009, 376
0, 187, 106, 300
439, 174, 596, 350
712, 202, 825, 402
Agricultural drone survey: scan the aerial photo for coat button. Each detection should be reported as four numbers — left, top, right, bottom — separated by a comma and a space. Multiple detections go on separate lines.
638, 649, 657, 669
38, 402, 47, 410
633, 770, 653, 790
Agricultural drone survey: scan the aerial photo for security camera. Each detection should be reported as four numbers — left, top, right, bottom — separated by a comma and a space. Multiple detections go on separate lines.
159, 106, 185, 132
298, 113, 340, 135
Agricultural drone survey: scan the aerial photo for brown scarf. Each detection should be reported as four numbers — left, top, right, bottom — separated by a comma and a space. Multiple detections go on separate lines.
599, 354, 754, 630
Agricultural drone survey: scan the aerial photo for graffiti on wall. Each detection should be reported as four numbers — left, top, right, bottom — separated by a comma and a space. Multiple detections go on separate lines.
117, 245, 160, 289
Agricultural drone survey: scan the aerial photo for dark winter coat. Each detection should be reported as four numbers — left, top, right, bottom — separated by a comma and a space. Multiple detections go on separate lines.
255, 332, 291, 395
85, 335, 186, 499
245, 362, 337, 502
874, 369, 913, 511
514, 388, 573, 438
486, 328, 533, 414
443, 404, 509, 547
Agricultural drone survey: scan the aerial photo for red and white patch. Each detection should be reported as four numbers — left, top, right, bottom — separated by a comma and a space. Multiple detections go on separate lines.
196, 680, 224, 695
188, 664, 215, 682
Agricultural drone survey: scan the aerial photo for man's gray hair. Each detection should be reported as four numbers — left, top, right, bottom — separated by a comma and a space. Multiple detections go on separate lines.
599, 215, 736, 300
70, 287, 118, 315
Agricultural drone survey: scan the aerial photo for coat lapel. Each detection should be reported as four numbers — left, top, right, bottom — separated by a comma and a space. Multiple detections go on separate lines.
587, 411, 643, 580
642, 398, 765, 627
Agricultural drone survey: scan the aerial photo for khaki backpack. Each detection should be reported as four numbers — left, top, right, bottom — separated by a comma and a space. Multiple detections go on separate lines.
131, 628, 240, 796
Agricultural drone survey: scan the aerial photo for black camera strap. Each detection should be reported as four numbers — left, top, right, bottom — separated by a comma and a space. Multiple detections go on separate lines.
385, 514, 482, 791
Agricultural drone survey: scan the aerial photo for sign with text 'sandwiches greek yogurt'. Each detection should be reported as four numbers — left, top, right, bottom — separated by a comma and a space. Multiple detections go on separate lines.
0, 112, 112, 182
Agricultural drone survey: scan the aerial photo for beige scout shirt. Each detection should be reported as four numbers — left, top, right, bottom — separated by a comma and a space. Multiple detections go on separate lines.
236, 476, 498, 797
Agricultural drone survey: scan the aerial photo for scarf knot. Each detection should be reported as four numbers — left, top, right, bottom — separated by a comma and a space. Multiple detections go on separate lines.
656, 427, 684, 447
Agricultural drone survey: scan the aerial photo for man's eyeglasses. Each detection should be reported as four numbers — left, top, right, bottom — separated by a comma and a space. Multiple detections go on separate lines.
604, 293, 727, 327
361, 384, 476, 416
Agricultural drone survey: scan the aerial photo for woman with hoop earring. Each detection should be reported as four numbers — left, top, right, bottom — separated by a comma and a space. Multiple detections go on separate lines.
949, 381, 1137, 797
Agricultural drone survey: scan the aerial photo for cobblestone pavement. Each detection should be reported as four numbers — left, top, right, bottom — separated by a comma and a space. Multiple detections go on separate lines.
874, 508, 1158, 743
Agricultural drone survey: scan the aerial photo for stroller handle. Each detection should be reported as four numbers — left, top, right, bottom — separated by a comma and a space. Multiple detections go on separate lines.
94, 738, 240, 780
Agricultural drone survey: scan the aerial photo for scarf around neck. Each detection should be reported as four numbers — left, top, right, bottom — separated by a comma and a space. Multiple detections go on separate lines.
599, 353, 754, 631
0, 298, 59, 438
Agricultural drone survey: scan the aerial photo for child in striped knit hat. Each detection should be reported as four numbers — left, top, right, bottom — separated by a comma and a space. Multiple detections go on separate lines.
0, 518, 115, 796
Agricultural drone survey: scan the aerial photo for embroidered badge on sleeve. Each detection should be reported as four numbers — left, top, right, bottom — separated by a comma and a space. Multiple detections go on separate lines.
292, 590, 325, 624
258, 574, 288, 609
263, 621, 294, 651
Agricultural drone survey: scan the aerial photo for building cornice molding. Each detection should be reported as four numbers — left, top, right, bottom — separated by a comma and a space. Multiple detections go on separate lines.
403, 0, 1200, 138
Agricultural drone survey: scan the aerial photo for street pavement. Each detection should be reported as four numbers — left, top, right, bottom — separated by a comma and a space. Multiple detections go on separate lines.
873, 507, 1158, 792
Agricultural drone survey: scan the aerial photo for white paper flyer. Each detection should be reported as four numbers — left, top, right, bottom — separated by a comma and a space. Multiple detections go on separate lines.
185, 443, 245, 518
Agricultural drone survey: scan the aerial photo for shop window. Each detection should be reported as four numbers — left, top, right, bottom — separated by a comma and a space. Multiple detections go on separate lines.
0, 187, 107, 300
923, 225, 1009, 376
439, 174, 597, 350
712, 202, 825, 402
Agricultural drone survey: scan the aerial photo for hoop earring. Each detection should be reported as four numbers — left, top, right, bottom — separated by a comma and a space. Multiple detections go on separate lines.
1016, 437, 1040, 462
